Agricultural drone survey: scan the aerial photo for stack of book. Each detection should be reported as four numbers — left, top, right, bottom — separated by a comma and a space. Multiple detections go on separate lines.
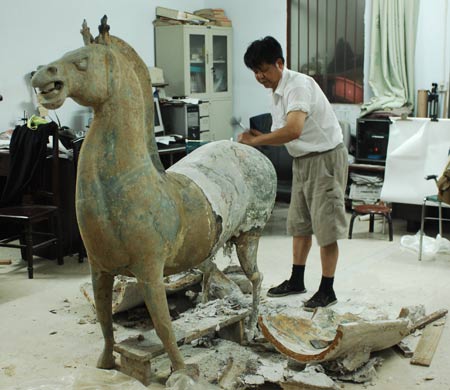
193, 9, 232, 27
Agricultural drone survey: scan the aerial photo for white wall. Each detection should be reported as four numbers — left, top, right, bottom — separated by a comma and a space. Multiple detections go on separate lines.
0, 0, 205, 130
363, 0, 450, 117
0, 0, 285, 132
1, 1, 449, 133
415, 0, 450, 117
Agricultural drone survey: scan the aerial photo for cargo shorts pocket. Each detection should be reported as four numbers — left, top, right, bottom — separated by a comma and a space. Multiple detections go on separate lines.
325, 187, 344, 214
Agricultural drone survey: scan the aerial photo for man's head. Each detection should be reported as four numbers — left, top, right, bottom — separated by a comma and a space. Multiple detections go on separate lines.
244, 36, 285, 90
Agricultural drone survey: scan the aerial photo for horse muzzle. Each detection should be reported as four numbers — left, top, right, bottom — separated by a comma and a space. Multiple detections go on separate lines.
31, 65, 67, 109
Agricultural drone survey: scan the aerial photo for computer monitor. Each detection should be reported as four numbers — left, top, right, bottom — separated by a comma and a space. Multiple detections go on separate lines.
154, 97, 165, 135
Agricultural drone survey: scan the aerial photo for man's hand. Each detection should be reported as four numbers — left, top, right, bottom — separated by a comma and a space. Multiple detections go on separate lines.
238, 129, 262, 145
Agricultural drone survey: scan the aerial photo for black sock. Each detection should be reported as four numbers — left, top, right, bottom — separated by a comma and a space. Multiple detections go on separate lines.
289, 264, 305, 288
318, 276, 334, 294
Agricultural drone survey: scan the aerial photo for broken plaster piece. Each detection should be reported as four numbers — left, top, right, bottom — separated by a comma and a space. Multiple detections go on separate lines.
259, 307, 409, 366
282, 365, 339, 390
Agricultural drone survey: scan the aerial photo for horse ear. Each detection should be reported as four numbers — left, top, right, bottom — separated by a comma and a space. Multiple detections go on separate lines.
80, 19, 94, 46
95, 15, 111, 46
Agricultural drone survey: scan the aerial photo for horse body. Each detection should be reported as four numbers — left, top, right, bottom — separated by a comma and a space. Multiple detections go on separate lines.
31, 19, 276, 373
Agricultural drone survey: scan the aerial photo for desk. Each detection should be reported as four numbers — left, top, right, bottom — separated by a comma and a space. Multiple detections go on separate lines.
157, 144, 186, 168
349, 163, 385, 174
0, 142, 188, 254
0, 150, 9, 176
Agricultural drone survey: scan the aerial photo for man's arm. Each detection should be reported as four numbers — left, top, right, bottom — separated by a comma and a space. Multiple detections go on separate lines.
238, 110, 307, 146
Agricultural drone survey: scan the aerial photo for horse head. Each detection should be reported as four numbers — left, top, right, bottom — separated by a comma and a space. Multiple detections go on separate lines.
31, 16, 132, 110
32, 45, 118, 109
31, 16, 164, 170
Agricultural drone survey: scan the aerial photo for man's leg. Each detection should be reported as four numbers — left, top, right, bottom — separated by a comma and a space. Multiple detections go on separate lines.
266, 235, 311, 297
320, 241, 338, 276
293, 235, 312, 265
303, 241, 339, 311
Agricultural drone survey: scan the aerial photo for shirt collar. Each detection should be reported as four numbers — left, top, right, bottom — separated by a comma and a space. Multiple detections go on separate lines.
273, 67, 289, 97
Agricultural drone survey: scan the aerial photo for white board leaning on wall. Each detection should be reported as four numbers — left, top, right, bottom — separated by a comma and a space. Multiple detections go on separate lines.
381, 118, 450, 205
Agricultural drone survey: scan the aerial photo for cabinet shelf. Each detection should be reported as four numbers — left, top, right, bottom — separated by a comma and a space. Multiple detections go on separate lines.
190, 67, 205, 74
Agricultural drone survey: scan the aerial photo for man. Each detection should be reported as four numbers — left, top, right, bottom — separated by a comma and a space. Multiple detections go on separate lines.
238, 36, 348, 311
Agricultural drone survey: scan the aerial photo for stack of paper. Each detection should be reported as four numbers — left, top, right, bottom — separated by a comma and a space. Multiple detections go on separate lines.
155, 6, 209, 26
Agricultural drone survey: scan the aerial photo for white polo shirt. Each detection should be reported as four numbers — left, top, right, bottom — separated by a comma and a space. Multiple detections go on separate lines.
270, 68, 343, 157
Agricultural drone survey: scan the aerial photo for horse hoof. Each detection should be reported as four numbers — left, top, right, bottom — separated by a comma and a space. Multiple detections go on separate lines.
167, 363, 200, 388
244, 328, 256, 343
96, 353, 115, 369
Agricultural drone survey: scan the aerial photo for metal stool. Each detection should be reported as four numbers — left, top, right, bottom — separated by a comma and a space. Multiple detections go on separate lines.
348, 203, 393, 241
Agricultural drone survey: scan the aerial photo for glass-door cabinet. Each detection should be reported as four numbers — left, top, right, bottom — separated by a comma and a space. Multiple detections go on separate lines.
189, 34, 207, 94
155, 25, 232, 99
155, 24, 233, 140
211, 33, 229, 94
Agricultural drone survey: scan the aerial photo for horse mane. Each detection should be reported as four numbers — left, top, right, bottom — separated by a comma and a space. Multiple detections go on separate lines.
81, 17, 165, 173
108, 36, 165, 173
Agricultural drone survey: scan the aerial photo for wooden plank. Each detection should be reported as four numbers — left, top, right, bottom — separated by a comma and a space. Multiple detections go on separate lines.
410, 320, 446, 367
395, 308, 447, 357
0, 259, 12, 265
407, 309, 448, 334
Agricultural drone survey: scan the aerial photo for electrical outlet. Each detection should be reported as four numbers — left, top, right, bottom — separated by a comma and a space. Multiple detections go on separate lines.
438, 82, 447, 92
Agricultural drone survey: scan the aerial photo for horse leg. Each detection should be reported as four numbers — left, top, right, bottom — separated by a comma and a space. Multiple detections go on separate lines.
139, 277, 186, 371
197, 258, 217, 303
233, 232, 262, 339
91, 268, 116, 369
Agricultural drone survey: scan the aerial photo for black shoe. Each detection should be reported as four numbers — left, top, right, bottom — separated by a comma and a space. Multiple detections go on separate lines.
267, 280, 306, 297
303, 290, 337, 311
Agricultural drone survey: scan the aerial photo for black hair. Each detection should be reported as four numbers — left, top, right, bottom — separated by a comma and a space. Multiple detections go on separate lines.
244, 36, 285, 70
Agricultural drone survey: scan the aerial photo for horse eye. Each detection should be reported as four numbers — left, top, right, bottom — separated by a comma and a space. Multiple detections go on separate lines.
75, 58, 88, 71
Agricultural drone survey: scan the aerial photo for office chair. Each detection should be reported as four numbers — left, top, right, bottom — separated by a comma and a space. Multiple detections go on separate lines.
418, 175, 450, 261
0, 121, 64, 278
250, 113, 293, 197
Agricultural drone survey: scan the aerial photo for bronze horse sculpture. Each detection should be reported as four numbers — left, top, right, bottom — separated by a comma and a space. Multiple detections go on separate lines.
31, 17, 276, 372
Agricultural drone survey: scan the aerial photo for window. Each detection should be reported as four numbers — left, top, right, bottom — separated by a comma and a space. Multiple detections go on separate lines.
288, 0, 365, 104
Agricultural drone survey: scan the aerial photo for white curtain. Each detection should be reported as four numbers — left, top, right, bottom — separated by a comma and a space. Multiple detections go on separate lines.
361, 0, 420, 115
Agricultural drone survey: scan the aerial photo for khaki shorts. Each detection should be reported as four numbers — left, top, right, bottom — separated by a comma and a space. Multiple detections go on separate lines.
287, 143, 348, 247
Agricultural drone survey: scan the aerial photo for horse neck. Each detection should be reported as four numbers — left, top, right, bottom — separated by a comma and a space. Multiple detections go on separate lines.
88, 86, 159, 177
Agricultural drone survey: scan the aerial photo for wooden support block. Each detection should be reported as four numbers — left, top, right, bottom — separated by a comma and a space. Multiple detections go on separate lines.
182, 309, 250, 344
410, 319, 446, 367
118, 353, 152, 386
113, 304, 251, 384
217, 318, 245, 344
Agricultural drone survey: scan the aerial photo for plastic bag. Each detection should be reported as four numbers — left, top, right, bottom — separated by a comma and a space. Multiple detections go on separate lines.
400, 231, 450, 260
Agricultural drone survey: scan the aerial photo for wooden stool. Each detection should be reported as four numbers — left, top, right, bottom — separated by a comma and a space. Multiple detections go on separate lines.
348, 203, 393, 241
